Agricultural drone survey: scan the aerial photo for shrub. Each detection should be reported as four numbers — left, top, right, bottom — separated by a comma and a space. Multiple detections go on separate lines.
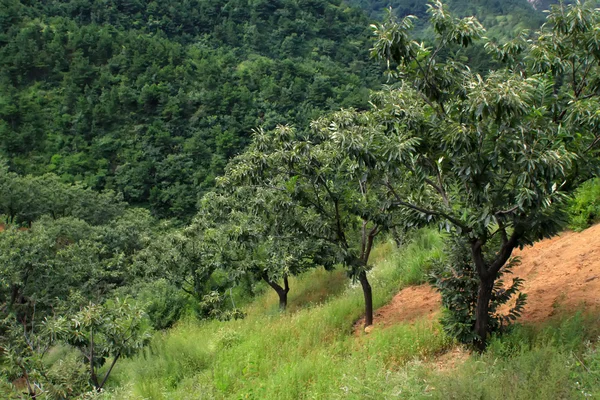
197, 291, 246, 321
134, 279, 190, 331
0, 377, 17, 400
45, 351, 91, 398
569, 178, 600, 231
62, 298, 153, 392
430, 236, 526, 345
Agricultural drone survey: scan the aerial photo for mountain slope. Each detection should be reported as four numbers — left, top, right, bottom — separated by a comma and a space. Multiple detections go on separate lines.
0, 0, 381, 219
106, 226, 600, 399
347, 0, 552, 40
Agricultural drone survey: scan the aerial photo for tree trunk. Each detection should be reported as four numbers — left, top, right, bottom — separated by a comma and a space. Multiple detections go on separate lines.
358, 270, 373, 327
98, 352, 120, 391
277, 283, 288, 311
474, 277, 495, 352
89, 329, 100, 390
19, 366, 36, 398
470, 231, 521, 352
263, 274, 290, 312
10, 284, 19, 307
281, 275, 289, 311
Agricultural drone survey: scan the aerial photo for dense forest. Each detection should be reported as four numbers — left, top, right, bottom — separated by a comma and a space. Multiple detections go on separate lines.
347, 0, 552, 37
0, 0, 567, 220
0, 0, 381, 220
2, 0, 600, 398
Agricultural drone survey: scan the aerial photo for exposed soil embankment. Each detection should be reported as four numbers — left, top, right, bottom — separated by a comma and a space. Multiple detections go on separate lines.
355, 285, 441, 333
356, 224, 600, 333
508, 223, 600, 322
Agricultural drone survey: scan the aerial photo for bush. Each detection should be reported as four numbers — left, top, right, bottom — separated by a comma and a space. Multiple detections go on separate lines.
569, 178, 600, 231
45, 351, 91, 398
197, 291, 246, 321
0, 377, 17, 400
430, 236, 526, 345
134, 280, 190, 331
396, 228, 446, 285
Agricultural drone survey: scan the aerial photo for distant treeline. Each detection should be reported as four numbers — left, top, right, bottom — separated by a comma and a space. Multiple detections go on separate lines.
347, 0, 550, 37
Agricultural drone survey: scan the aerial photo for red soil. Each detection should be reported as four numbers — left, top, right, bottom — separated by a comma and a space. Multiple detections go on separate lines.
507, 223, 600, 322
356, 224, 600, 334
355, 285, 441, 334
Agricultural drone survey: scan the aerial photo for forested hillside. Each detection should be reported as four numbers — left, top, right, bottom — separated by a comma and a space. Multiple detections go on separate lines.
0, 0, 380, 219
2, 0, 600, 399
348, 0, 550, 38
0, 0, 567, 220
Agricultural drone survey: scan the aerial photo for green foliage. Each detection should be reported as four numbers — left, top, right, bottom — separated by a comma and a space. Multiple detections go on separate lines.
1, 0, 599, 397
348, 0, 553, 72
430, 236, 527, 345
107, 231, 451, 399
247, 267, 348, 315
213, 0, 600, 348
339, 0, 600, 348
0, 166, 126, 226
0, 210, 158, 327
426, 313, 600, 400
125, 280, 190, 331
199, 186, 340, 312
0, 378, 16, 400
358, 0, 549, 35
223, 119, 406, 324
63, 298, 152, 391
105, 236, 600, 399
0, 179, 160, 398
0, 312, 67, 398
0, 0, 380, 220
132, 198, 252, 317
568, 178, 600, 231
394, 228, 446, 285
198, 291, 247, 322
1, 297, 152, 398
44, 351, 92, 399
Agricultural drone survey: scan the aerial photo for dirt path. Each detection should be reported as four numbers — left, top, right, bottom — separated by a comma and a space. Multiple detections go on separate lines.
356, 224, 600, 334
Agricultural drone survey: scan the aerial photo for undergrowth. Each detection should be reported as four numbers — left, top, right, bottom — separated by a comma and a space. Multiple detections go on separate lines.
569, 178, 600, 231
101, 228, 600, 399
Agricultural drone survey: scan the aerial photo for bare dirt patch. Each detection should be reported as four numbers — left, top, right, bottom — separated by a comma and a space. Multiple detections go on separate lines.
356, 223, 600, 335
355, 284, 441, 334
430, 346, 471, 372
354, 224, 600, 372
506, 223, 600, 323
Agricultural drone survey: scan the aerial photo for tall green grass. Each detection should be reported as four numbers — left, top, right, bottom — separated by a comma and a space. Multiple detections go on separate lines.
102, 228, 600, 399
104, 229, 448, 399
400, 313, 600, 400
246, 267, 348, 316
569, 178, 600, 231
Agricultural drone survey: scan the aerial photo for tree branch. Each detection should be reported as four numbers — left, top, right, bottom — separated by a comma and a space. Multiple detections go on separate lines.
495, 205, 519, 216
424, 177, 449, 207
99, 352, 121, 390
385, 180, 471, 232
489, 226, 523, 275
363, 224, 380, 265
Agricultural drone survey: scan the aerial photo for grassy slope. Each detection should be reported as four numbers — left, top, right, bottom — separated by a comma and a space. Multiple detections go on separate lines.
104, 229, 600, 399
